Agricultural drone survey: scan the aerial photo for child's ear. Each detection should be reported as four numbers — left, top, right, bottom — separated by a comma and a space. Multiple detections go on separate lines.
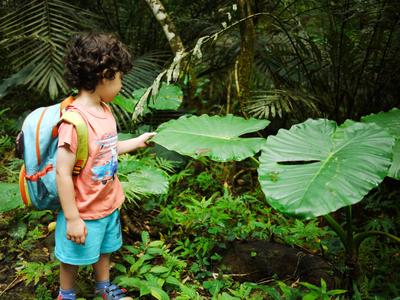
98, 77, 107, 87
102, 68, 115, 80
102, 68, 109, 78
97, 76, 110, 90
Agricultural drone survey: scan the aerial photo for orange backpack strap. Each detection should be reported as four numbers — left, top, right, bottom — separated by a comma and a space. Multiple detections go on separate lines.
60, 96, 75, 114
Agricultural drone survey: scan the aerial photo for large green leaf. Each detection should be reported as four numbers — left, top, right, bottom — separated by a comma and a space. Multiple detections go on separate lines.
113, 95, 138, 114
132, 84, 183, 111
0, 183, 23, 213
119, 160, 169, 197
361, 108, 400, 179
126, 167, 168, 195
152, 114, 269, 162
258, 119, 393, 219
0, 64, 34, 98
113, 84, 182, 127
148, 84, 183, 110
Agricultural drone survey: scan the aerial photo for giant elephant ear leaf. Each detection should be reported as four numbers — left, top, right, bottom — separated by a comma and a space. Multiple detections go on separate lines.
152, 114, 270, 162
258, 119, 394, 219
361, 108, 400, 180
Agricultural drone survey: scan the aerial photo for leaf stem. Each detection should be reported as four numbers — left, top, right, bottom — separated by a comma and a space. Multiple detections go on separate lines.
345, 206, 354, 256
323, 214, 348, 251
250, 156, 259, 166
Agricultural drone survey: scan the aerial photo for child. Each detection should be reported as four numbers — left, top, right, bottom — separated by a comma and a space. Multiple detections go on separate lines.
55, 32, 155, 300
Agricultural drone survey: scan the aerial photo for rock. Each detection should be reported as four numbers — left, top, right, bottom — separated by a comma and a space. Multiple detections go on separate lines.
218, 240, 337, 287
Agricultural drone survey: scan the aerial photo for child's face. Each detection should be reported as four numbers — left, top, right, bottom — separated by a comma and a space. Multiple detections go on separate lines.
97, 72, 123, 102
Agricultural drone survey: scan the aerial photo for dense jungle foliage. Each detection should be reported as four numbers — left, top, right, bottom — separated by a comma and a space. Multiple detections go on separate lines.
0, 0, 399, 299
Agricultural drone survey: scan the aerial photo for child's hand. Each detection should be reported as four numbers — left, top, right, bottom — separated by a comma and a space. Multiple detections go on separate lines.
136, 132, 157, 148
118, 132, 157, 154
66, 217, 88, 245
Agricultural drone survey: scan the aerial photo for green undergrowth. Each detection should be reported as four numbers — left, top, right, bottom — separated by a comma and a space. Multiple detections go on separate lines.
0, 111, 400, 300
0, 150, 399, 299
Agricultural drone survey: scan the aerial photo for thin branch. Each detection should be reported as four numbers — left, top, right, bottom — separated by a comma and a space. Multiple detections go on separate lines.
113, 0, 121, 36
351, 0, 386, 116
371, 15, 399, 105
0, 276, 24, 297
354, 230, 400, 251
334, 0, 350, 119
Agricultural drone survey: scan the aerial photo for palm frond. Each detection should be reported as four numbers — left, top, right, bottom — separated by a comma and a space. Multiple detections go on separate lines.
250, 0, 400, 120
0, 0, 97, 98
121, 51, 169, 97
245, 89, 321, 120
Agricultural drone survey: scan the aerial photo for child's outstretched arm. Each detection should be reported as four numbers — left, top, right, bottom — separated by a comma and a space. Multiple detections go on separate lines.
56, 146, 87, 245
118, 132, 156, 155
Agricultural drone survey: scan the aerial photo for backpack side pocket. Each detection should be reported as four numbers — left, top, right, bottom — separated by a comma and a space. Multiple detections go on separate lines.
19, 165, 31, 207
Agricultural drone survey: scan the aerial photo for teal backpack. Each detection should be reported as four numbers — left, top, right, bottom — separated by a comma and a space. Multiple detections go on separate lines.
17, 96, 89, 210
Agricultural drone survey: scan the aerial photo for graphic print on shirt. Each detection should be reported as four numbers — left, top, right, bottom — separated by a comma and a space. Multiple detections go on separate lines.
91, 132, 118, 185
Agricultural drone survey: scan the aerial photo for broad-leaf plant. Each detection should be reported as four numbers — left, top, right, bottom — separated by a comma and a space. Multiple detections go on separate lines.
153, 108, 400, 267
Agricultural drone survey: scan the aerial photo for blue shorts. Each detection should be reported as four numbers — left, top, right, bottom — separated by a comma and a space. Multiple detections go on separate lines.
55, 209, 122, 265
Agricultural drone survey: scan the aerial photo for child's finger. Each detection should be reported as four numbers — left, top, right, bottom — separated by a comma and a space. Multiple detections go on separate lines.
143, 132, 156, 140
148, 133, 157, 140
144, 141, 155, 146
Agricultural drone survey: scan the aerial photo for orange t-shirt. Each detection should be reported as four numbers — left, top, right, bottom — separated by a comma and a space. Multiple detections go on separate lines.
58, 102, 124, 220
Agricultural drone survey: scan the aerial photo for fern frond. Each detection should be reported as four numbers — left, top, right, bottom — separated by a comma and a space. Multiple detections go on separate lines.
155, 156, 175, 173
0, 135, 12, 153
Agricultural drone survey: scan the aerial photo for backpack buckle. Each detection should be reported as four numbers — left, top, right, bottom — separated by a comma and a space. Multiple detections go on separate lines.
73, 160, 84, 176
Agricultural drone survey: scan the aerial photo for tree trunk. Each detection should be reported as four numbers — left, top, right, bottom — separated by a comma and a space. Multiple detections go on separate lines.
236, 0, 256, 115
143, 0, 185, 55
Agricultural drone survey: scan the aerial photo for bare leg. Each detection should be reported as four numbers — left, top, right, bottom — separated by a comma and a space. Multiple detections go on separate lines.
60, 262, 79, 290
93, 253, 111, 282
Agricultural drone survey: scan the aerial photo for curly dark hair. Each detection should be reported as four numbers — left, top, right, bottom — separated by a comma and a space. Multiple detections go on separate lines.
64, 32, 132, 91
